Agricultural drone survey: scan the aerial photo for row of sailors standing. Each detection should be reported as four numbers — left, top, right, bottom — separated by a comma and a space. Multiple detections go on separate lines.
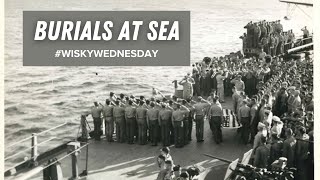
240, 20, 306, 57
89, 92, 226, 148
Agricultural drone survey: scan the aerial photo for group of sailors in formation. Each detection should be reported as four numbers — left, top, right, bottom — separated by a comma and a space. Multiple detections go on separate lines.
89, 90, 225, 149
240, 20, 310, 57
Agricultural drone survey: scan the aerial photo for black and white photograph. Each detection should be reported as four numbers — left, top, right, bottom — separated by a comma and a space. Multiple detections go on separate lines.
1, 0, 317, 179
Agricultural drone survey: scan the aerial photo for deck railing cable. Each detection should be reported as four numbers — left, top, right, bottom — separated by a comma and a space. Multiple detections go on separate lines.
6, 121, 69, 148
5, 137, 57, 161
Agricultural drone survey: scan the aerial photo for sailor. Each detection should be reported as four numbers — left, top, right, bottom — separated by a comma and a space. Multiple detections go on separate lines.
277, 32, 284, 55
282, 128, 296, 167
216, 69, 228, 103
269, 34, 276, 57
304, 93, 313, 111
193, 96, 211, 142
270, 116, 283, 138
147, 102, 160, 146
185, 98, 195, 141
254, 136, 270, 168
172, 165, 182, 180
250, 98, 259, 143
260, 35, 269, 54
90, 102, 103, 141
291, 90, 302, 113
253, 23, 261, 48
102, 99, 114, 142
192, 73, 201, 96
125, 100, 136, 144
136, 101, 148, 145
231, 86, 240, 113
230, 75, 245, 92
172, 104, 185, 148
119, 93, 126, 104
267, 22, 274, 36
208, 97, 223, 144
113, 100, 126, 143
179, 74, 194, 100
244, 66, 256, 97
159, 104, 173, 146
156, 160, 173, 180
108, 92, 117, 105
260, 21, 267, 40
287, 30, 295, 48
239, 100, 251, 144
269, 132, 284, 166
181, 100, 191, 145
301, 26, 309, 39
273, 34, 279, 56
239, 33, 248, 49
295, 126, 309, 180
244, 21, 254, 48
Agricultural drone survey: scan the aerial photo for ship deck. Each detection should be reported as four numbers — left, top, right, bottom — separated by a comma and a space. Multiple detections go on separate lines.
11, 97, 251, 180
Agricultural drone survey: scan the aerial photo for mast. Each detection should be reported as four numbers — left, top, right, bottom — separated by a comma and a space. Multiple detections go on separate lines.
279, 0, 313, 7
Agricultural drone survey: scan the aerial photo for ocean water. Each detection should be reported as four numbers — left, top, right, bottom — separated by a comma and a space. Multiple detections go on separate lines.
4, 0, 312, 168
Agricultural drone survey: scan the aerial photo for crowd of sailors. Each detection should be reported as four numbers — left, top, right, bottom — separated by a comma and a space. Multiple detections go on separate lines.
86, 27, 313, 180
240, 20, 311, 57
183, 52, 313, 179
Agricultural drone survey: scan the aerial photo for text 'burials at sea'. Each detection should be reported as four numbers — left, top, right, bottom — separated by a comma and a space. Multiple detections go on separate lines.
34, 21, 179, 41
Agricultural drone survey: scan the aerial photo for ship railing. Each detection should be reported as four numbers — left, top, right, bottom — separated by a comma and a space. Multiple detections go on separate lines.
5, 121, 71, 170
14, 142, 90, 180
284, 35, 313, 51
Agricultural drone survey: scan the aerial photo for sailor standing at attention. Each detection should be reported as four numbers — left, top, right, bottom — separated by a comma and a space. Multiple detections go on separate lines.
102, 99, 114, 142
159, 104, 173, 146
113, 100, 126, 143
181, 100, 191, 145
193, 96, 211, 142
172, 104, 186, 148
125, 100, 136, 144
216, 70, 228, 103
239, 100, 251, 144
208, 97, 223, 144
185, 98, 195, 142
91, 102, 103, 141
136, 101, 148, 145
147, 102, 160, 146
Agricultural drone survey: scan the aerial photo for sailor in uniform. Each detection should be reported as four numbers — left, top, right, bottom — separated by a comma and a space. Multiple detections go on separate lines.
159, 104, 173, 146
113, 100, 126, 143
102, 99, 114, 142
208, 97, 223, 144
147, 102, 160, 146
239, 100, 251, 144
136, 101, 148, 145
125, 100, 136, 144
172, 104, 186, 148
91, 102, 103, 141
